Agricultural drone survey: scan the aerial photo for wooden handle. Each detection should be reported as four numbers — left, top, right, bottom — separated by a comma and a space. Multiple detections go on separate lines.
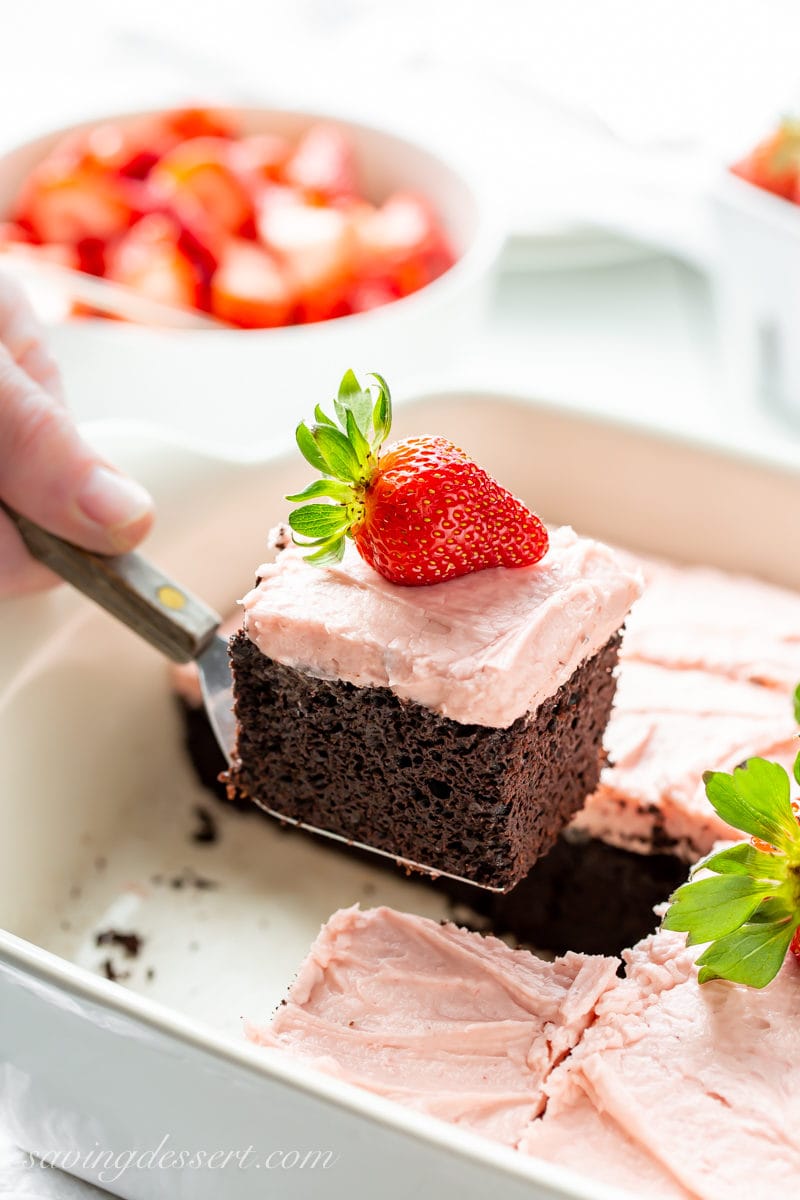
3, 503, 221, 664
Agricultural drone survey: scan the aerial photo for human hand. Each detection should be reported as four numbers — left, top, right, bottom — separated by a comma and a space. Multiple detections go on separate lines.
0, 276, 154, 597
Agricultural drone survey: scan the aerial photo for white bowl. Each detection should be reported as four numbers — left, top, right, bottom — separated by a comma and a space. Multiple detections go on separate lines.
710, 170, 800, 425
0, 106, 502, 449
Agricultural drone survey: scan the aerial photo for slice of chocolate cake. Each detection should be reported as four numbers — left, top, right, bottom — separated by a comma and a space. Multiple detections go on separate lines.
226, 525, 640, 890
172, 531, 800, 951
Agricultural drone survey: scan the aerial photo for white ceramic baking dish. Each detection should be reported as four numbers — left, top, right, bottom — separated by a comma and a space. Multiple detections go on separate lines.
2, 391, 799, 1200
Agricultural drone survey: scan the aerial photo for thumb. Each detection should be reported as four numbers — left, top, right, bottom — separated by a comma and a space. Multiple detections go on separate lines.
0, 345, 154, 560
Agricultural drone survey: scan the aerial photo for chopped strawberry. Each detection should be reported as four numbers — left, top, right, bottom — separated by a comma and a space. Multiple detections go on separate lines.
0, 235, 80, 271
258, 197, 355, 322
731, 120, 800, 199
288, 372, 549, 585
173, 209, 220, 287
10, 111, 458, 329
76, 237, 106, 276
353, 192, 454, 295
75, 112, 233, 181
162, 107, 236, 143
149, 137, 253, 236
14, 158, 134, 245
284, 124, 357, 201
106, 213, 201, 310
210, 239, 295, 328
80, 120, 162, 180
346, 277, 402, 313
233, 134, 291, 185
0, 221, 32, 246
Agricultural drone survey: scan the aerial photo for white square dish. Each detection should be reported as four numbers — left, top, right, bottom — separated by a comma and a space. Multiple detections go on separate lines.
2, 391, 799, 1199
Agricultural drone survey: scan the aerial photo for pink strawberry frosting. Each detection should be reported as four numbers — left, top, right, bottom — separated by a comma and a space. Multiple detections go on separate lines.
620, 552, 800, 691
573, 660, 799, 859
521, 1090, 692, 1198
248, 905, 619, 1146
523, 928, 800, 1199
240, 525, 641, 728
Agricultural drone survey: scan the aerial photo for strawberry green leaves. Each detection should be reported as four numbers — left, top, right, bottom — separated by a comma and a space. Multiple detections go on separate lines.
700, 841, 787, 880
662, 748, 800, 989
703, 759, 799, 852
287, 370, 393, 565
665, 874, 778, 945
695, 911, 798, 989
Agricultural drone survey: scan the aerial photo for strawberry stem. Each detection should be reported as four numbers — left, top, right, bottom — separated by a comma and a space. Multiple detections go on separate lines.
286, 370, 392, 563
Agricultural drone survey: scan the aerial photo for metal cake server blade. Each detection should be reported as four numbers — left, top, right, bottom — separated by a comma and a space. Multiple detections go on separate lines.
196, 635, 237, 762
4, 505, 504, 892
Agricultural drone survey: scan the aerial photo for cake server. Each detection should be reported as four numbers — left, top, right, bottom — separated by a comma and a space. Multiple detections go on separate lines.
3, 505, 504, 891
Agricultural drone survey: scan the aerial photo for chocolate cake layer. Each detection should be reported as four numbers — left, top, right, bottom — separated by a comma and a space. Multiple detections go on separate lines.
443, 832, 687, 957
226, 629, 622, 890
174, 696, 686, 954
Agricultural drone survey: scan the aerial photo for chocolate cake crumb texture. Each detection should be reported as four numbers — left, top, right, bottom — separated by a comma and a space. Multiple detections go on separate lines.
227, 629, 622, 890
443, 834, 688, 957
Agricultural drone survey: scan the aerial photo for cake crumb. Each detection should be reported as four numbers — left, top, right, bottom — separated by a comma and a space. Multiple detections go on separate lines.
101, 958, 130, 983
95, 929, 143, 958
169, 867, 220, 891
190, 805, 219, 845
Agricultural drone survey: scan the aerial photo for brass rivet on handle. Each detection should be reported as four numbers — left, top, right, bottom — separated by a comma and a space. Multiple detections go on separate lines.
157, 585, 187, 611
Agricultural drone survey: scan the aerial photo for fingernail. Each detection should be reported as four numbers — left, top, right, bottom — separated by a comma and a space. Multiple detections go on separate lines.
76, 465, 154, 532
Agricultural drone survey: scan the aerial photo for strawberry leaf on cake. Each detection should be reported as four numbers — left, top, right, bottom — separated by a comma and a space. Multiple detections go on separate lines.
287, 369, 549, 585
663, 692, 800, 987
702, 758, 799, 851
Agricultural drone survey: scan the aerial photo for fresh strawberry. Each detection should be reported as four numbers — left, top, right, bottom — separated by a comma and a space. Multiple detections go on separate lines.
353, 191, 454, 296
286, 371, 549, 584
345, 276, 402, 312
149, 137, 253, 235
0, 232, 80, 271
284, 124, 357, 201
106, 213, 202, 310
258, 196, 355, 322
14, 157, 134, 244
77, 120, 162, 180
731, 119, 800, 199
0, 221, 32, 246
232, 133, 291, 185
210, 238, 295, 328
791, 925, 800, 962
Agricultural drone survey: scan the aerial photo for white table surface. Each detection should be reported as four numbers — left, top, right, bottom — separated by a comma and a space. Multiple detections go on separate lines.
4, 2, 800, 1194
